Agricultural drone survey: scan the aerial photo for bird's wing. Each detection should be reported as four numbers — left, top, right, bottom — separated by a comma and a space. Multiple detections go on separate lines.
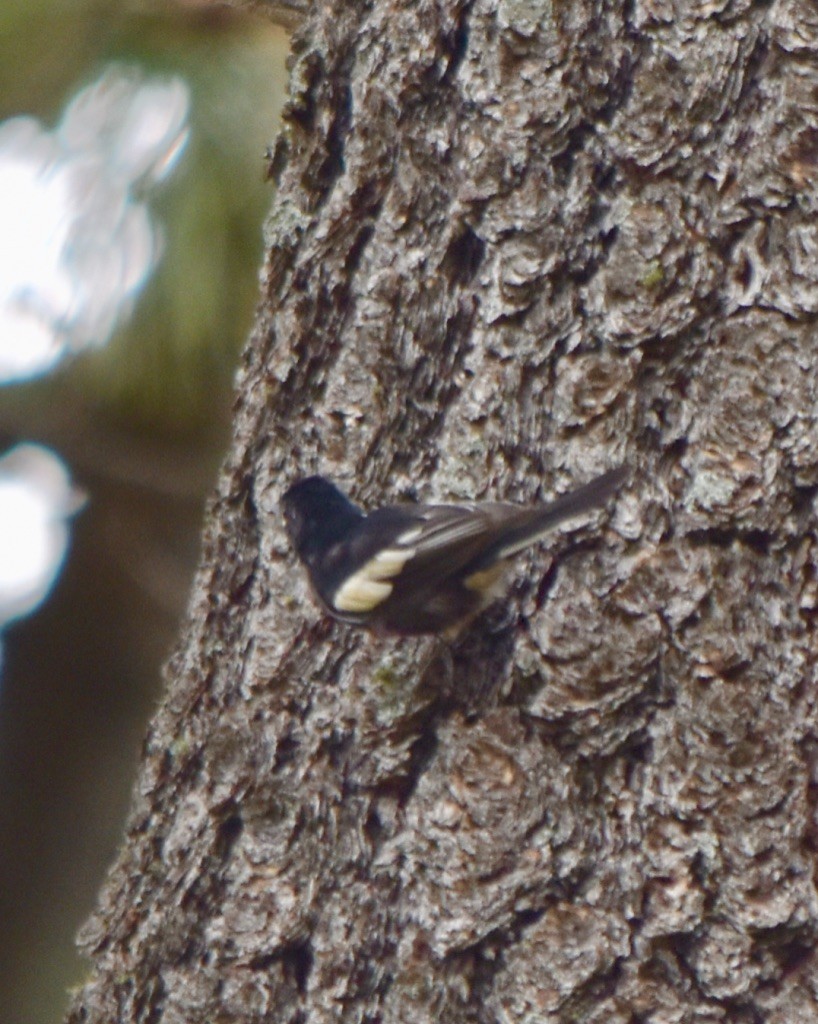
327, 503, 500, 615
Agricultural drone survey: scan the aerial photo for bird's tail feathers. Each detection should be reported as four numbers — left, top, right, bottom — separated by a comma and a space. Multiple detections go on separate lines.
495, 465, 628, 560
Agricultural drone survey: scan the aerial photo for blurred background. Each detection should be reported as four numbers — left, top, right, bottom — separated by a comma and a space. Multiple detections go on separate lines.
0, 2, 289, 1020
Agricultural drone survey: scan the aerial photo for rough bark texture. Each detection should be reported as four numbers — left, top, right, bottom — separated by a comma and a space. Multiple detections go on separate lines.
68, 1, 818, 1022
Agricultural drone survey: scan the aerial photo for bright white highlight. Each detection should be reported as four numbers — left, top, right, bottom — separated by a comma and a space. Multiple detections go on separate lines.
0, 64, 190, 384
0, 444, 85, 628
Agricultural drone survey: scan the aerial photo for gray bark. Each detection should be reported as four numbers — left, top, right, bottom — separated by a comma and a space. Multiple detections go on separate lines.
68, 1, 818, 1022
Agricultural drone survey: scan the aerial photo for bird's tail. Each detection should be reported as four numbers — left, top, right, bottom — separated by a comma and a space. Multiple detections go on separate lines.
495, 465, 629, 561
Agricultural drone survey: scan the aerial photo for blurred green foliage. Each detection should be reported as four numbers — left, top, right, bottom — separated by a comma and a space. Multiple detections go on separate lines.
0, 4, 289, 1023
86, 12, 289, 434
1, 1, 288, 437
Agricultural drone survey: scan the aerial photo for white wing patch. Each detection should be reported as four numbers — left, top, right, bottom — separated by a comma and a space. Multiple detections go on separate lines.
333, 577, 393, 612
333, 545, 417, 613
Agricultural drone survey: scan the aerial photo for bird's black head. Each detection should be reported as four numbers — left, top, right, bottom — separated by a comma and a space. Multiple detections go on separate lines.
281, 476, 363, 561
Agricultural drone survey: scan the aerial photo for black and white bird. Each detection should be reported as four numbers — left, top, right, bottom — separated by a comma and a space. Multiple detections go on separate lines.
282, 466, 628, 636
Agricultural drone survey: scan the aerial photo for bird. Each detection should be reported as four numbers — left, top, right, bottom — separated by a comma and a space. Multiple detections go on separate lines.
281, 465, 628, 637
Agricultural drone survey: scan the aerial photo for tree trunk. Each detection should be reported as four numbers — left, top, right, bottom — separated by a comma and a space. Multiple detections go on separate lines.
67, 1, 818, 1021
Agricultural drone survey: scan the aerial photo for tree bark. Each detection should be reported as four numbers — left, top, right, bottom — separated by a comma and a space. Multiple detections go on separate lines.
68, 1, 818, 1021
